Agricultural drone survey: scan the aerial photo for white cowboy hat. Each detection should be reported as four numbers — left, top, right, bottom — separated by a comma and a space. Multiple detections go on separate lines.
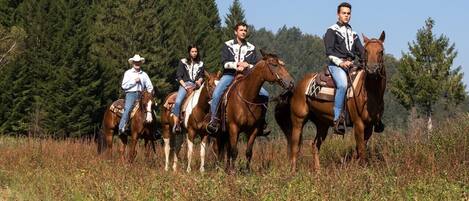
128, 54, 145, 64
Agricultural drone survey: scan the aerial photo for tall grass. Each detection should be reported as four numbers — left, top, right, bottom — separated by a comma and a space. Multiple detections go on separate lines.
0, 114, 468, 200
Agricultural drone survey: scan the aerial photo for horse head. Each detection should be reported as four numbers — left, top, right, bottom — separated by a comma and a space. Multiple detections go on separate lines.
362, 31, 386, 77
259, 50, 295, 90
141, 90, 154, 123
203, 70, 220, 98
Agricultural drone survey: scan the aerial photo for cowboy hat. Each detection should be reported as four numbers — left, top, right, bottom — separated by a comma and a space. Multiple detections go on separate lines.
128, 54, 145, 64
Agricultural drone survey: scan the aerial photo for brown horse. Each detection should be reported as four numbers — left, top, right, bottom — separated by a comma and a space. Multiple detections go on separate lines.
222, 51, 294, 173
98, 90, 156, 162
160, 71, 218, 171
275, 31, 386, 172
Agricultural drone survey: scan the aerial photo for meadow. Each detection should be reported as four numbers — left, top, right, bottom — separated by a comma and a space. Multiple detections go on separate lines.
0, 115, 468, 200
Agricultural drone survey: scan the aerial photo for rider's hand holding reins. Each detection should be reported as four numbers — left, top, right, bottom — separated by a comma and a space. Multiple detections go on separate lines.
339, 60, 353, 69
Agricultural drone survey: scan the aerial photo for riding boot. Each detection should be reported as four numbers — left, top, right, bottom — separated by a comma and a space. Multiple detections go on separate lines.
374, 119, 385, 133
206, 118, 219, 135
257, 119, 271, 137
333, 117, 345, 135
172, 115, 181, 133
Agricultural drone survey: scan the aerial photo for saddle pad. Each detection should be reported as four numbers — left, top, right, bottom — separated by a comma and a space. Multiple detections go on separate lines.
109, 99, 140, 118
305, 70, 364, 101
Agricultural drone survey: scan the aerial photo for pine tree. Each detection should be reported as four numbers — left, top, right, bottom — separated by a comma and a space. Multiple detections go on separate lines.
391, 18, 466, 130
223, 0, 246, 41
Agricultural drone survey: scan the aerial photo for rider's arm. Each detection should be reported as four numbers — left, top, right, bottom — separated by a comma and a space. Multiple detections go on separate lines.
195, 62, 205, 85
222, 43, 236, 70
176, 60, 185, 84
121, 70, 137, 91
324, 29, 342, 66
354, 34, 366, 63
143, 72, 154, 93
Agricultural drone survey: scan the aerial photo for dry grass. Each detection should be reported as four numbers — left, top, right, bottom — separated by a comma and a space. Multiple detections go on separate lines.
0, 114, 468, 200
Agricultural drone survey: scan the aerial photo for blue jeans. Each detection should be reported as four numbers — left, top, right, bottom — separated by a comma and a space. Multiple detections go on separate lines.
171, 81, 195, 117
119, 91, 140, 131
328, 65, 348, 121
209, 74, 270, 121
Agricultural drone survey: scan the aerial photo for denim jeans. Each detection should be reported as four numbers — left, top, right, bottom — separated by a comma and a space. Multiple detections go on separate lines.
118, 91, 140, 131
328, 65, 348, 121
209, 74, 270, 121
171, 81, 195, 117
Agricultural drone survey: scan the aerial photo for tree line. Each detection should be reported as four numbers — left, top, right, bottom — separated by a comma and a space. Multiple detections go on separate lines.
0, 0, 465, 137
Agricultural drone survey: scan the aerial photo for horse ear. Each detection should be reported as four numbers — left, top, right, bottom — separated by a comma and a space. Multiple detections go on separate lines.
362, 33, 370, 43
204, 70, 210, 79
379, 31, 386, 43
260, 49, 267, 57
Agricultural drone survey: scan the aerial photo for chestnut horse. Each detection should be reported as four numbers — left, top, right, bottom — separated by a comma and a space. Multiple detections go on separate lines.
160, 71, 218, 171
222, 52, 294, 173
98, 90, 155, 162
275, 32, 386, 171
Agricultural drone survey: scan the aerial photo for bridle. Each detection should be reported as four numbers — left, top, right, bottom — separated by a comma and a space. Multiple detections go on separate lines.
363, 39, 385, 78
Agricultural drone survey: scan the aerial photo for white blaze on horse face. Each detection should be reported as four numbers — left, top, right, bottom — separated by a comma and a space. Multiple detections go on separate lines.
145, 100, 153, 123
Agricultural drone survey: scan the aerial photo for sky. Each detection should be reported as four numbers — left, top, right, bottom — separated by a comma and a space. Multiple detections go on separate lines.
215, 0, 469, 87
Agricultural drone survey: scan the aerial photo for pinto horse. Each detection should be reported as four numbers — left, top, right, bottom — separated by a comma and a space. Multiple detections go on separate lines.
160, 71, 218, 171
275, 32, 386, 171
222, 51, 294, 173
98, 90, 156, 162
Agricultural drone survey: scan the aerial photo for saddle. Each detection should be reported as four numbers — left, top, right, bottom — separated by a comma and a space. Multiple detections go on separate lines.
306, 65, 363, 101
163, 86, 203, 127
109, 99, 140, 119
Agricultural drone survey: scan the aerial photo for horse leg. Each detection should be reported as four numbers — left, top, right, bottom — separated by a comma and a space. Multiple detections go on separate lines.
245, 128, 258, 171
104, 129, 113, 159
128, 131, 138, 163
228, 124, 240, 174
162, 124, 171, 171
312, 124, 328, 172
290, 114, 305, 172
199, 135, 208, 172
186, 128, 196, 173
353, 121, 366, 164
118, 134, 128, 163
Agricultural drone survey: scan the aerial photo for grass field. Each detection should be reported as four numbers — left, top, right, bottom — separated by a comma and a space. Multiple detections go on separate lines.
1, 115, 468, 200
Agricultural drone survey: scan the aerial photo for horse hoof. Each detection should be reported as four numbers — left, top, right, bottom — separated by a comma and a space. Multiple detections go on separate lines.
186, 167, 191, 173
199, 167, 205, 173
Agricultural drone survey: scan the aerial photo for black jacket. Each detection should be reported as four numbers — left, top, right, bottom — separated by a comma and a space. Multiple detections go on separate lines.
221, 39, 258, 75
324, 22, 365, 66
176, 58, 204, 83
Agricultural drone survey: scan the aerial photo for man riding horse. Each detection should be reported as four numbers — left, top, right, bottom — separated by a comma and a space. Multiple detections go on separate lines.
324, 2, 365, 134
206, 22, 270, 135
118, 54, 154, 135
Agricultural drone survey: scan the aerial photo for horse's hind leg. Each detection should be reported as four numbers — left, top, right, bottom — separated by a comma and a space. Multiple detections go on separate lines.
103, 128, 114, 159
290, 114, 305, 172
128, 131, 138, 163
186, 128, 196, 173
162, 124, 171, 171
227, 124, 240, 174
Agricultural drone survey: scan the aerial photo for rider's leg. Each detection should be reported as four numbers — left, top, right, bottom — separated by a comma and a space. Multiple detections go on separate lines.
328, 65, 348, 134
207, 74, 234, 133
171, 83, 190, 133
118, 91, 139, 134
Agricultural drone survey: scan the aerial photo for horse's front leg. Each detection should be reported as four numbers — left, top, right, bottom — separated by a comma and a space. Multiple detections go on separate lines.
199, 135, 209, 172
186, 128, 196, 173
312, 123, 328, 172
245, 127, 258, 171
353, 121, 366, 164
118, 134, 128, 163
128, 131, 139, 163
290, 114, 305, 173
227, 123, 240, 174
162, 124, 171, 171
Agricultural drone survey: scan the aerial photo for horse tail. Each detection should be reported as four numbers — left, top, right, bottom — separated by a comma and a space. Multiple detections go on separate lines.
274, 90, 294, 141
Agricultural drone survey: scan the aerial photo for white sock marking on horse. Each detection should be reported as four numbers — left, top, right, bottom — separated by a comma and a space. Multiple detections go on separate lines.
145, 100, 153, 122
163, 138, 170, 171
200, 142, 206, 172
186, 138, 194, 173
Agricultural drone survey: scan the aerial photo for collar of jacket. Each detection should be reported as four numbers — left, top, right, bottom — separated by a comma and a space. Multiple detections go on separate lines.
233, 38, 247, 45
336, 21, 352, 28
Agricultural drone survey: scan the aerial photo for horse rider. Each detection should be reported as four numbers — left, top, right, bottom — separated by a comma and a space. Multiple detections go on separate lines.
323, 2, 365, 134
171, 44, 205, 133
206, 22, 270, 135
118, 54, 154, 135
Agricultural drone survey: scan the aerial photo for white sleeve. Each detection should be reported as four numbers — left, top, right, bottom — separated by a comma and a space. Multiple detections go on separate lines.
328, 55, 343, 66
121, 71, 136, 90
143, 73, 154, 92
224, 62, 237, 69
